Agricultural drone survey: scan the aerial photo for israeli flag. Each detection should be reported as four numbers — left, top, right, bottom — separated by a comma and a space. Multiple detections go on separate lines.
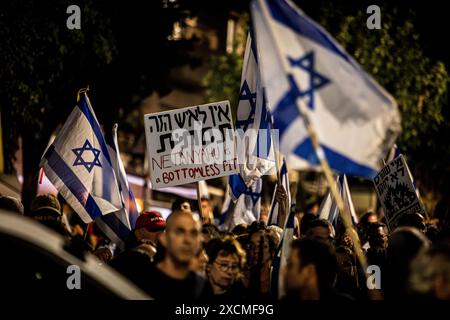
95, 124, 140, 252
318, 174, 358, 228
251, 0, 401, 178
40, 92, 122, 224
230, 30, 276, 197
222, 30, 273, 226
267, 158, 291, 226
219, 179, 262, 231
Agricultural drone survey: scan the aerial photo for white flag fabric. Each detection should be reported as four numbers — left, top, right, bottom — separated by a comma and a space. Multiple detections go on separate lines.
95, 124, 140, 252
318, 175, 358, 227
221, 31, 274, 229
40, 92, 122, 223
235, 31, 276, 187
251, 0, 401, 178
219, 179, 262, 231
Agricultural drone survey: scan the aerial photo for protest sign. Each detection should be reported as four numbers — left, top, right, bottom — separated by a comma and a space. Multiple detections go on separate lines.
144, 101, 237, 189
373, 155, 426, 230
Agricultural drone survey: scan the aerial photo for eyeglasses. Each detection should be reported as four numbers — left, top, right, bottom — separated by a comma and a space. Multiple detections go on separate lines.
214, 261, 240, 273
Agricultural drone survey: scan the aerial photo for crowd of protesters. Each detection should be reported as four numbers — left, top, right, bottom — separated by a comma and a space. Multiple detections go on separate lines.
1, 187, 450, 302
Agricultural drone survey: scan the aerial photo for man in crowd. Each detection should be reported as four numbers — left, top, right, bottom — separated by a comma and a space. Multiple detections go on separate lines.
409, 240, 450, 300
29, 194, 71, 237
200, 197, 215, 225
283, 238, 352, 301
140, 210, 211, 301
171, 198, 192, 213
385, 226, 430, 299
110, 211, 166, 283
305, 219, 335, 247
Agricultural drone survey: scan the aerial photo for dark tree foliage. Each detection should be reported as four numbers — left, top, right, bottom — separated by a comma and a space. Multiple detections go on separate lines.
0, 0, 198, 211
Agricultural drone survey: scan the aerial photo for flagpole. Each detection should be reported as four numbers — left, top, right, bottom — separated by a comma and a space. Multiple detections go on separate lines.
271, 129, 281, 182
196, 181, 204, 220
257, 0, 369, 277
76, 86, 90, 102
83, 223, 90, 241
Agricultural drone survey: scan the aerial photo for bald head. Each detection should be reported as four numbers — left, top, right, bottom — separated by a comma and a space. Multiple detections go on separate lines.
166, 210, 201, 231
160, 210, 202, 266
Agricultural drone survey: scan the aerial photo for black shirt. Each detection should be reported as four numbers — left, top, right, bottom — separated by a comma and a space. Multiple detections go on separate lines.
141, 262, 212, 302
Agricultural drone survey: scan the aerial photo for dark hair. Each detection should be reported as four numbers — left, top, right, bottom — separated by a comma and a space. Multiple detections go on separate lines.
335, 245, 356, 268
306, 219, 335, 240
205, 236, 246, 269
305, 201, 318, 213
171, 198, 191, 212
385, 227, 430, 298
202, 224, 220, 239
231, 224, 248, 236
68, 211, 86, 228
291, 238, 337, 291
359, 211, 377, 225
300, 213, 318, 236
308, 218, 332, 230
0, 196, 24, 215
387, 227, 429, 267
335, 245, 353, 256
397, 213, 425, 231
434, 198, 450, 222
247, 221, 279, 254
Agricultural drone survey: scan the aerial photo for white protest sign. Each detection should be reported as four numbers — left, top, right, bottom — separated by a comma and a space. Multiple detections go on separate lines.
144, 101, 238, 189
373, 155, 425, 230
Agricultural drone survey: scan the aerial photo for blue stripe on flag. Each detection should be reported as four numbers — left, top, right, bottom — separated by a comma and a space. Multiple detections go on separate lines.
294, 138, 377, 178
270, 245, 282, 298
255, 92, 272, 159
44, 145, 103, 220
77, 95, 113, 167
272, 74, 302, 138
280, 159, 288, 177
263, 0, 392, 104
128, 190, 139, 228
98, 212, 131, 241
394, 145, 401, 158
265, 0, 350, 64
102, 165, 112, 201
229, 174, 247, 200
249, 26, 258, 63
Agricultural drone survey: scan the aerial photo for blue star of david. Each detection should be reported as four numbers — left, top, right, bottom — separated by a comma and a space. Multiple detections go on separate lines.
243, 188, 261, 207
287, 51, 330, 110
236, 80, 257, 131
72, 139, 102, 173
